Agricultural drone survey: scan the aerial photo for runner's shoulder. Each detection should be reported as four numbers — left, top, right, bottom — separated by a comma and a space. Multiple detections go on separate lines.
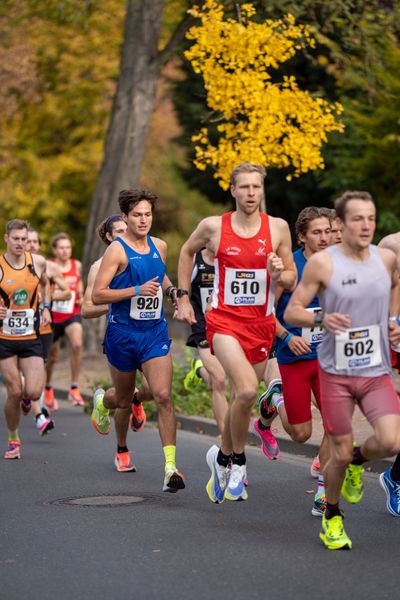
377, 245, 397, 269
32, 252, 47, 274
150, 236, 167, 257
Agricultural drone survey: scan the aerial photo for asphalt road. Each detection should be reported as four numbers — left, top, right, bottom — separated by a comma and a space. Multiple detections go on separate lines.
0, 395, 398, 600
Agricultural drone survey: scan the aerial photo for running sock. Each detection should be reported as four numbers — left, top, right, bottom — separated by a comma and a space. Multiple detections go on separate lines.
257, 418, 271, 431
390, 453, 400, 482
8, 430, 20, 443
45, 384, 52, 390
352, 445, 367, 465
71, 383, 78, 389
217, 449, 231, 468
231, 452, 246, 466
163, 445, 177, 473
317, 475, 325, 495
272, 393, 284, 411
117, 445, 128, 454
325, 502, 341, 519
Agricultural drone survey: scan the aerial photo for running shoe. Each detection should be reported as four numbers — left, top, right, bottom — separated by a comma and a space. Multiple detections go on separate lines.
44, 386, 58, 411
206, 444, 229, 503
224, 464, 248, 502
35, 412, 55, 436
68, 387, 85, 406
4, 441, 21, 460
20, 397, 32, 416
183, 358, 203, 391
258, 378, 282, 419
130, 401, 147, 432
310, 455, 320, 478
379, 469, 400, 517
114, 451, 136, 473
162, 469, 185, 493
253, 418, 280, 460
311, 492, 327, 517
341, 463, 364, 504
91, 388, 110, 435
320, 513, 352, 550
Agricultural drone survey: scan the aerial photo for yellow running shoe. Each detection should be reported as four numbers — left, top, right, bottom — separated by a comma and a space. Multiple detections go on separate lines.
320, 513, 352, 550
91, 388, 110, 435
341, 463, 364, 504
183, 359, 203, 391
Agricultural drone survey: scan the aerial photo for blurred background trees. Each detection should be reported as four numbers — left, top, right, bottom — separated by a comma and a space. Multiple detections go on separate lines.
0, 0, 399, 271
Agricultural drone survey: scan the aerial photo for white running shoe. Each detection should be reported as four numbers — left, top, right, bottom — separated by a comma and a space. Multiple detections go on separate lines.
224, 464, 248, 501
206, 445, 229, 503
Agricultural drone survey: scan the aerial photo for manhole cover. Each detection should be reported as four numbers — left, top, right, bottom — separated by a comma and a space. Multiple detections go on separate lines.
46, 494, 146, 507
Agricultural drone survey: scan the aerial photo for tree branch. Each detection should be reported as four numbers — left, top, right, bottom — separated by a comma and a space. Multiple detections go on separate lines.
158, 1, 205, 66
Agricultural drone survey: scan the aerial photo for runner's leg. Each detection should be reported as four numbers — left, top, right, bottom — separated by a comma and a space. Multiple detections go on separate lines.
198, 346, 228, 435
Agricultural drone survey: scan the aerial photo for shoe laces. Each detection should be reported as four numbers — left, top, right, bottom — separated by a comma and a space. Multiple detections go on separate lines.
229, 464, 245, 487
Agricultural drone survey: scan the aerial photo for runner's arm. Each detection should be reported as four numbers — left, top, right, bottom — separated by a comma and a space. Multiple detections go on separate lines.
82, 262, 109, 319
36, 255, 52, 327
49, 263, 72, 301
92, 243, 160, 305
176, 217, 218, 324
270, 219, 297, 290
75, 260, 84, 306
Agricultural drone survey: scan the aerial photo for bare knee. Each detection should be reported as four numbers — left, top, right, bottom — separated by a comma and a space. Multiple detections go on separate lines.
377, 433, 400, 457
210, 375, 226, 393
331, 446, 353, 468
235, 386, 258, 407
71, 340, 83, 354
292, 429, 311, 444
153, 389, 172, 409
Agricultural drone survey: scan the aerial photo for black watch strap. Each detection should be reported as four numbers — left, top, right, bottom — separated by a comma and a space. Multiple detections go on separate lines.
176, 289, 189, 298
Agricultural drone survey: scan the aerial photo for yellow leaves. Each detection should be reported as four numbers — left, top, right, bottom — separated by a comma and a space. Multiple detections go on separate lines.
185, 0, 344, 189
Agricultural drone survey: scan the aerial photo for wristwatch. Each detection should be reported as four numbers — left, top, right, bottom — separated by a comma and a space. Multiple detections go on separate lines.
314, 311, 324, 326
176, 289, 189, 298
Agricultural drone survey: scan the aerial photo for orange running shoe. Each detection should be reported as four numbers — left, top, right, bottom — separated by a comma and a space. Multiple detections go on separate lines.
114, 451, 136, 473
68, 387, 85, 407
130, 401, 147, 432
4, 441, 21, 460
44, 386, 57, 411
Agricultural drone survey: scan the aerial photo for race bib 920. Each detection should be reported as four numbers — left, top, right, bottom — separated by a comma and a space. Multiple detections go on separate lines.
335, 324, 381, 370
130, 287, 163, 320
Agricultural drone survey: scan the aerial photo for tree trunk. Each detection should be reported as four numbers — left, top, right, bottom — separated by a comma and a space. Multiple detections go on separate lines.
82, 0, 165, 277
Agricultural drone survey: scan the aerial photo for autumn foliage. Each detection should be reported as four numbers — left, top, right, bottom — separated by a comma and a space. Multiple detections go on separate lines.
185, 0, 344, 189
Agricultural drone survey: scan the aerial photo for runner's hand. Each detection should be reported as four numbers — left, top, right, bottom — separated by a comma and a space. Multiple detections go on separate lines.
388, 320, 400, 348
136, 277, 160, 296
174, 299, 197, 325
41, 307, 51, 327
267, 252, 284, 281
323, 312, 351, 334
287, 335, 312, 356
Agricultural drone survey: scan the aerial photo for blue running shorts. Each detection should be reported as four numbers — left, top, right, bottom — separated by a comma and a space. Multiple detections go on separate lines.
103, 320, 171, 372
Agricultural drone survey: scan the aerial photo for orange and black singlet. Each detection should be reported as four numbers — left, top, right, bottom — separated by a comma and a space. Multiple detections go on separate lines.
0, 252, 41, 341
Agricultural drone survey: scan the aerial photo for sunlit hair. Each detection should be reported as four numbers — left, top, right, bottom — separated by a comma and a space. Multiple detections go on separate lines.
118, 189, 158, 216
334, 191, 374, 222
230, 162, 267, 186
295, 206, 331, 247
96, 214, 124, 246
5, 219, 29, 235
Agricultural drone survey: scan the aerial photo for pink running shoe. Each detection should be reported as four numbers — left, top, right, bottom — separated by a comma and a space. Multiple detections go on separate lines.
310, 455, 320, 478
130, 401, 147, 432
4, 441, 21, 460
68, 387, 85, 407
253, 418, 280, 460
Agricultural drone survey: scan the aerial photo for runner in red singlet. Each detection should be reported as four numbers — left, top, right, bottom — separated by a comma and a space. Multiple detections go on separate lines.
176, 162, 296, 503
46, 233, 84, 407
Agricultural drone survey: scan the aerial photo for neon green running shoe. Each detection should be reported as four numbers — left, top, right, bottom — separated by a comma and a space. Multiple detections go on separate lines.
341, 463, 364, 504
91, 388, 110, 435
320, 513, 352, 550
183, 359, 203, 391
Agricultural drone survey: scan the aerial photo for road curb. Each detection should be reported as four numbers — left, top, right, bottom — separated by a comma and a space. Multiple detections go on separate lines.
54, 386, 393, 473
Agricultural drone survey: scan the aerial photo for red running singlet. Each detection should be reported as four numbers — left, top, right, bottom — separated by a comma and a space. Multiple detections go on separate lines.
50, 259, 81, 323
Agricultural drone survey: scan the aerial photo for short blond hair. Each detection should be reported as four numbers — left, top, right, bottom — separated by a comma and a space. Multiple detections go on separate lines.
230, 162, 266, 186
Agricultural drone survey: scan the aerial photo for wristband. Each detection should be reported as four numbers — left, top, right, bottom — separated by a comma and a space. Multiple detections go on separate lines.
283, 333, 294, 346
165, 285, 177, 298
43, 302, 52, 310
389, 316, 400, 325
135, 285, 140, 297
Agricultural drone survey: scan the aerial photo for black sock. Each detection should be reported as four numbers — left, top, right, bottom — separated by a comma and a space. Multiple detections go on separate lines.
35, 414, 41, 421
390, 453, 400, 482
117, 445, 128, 454
257, 418, 271, 431
217, 449, 231, 468
45, 384, 52, 390
325, 502, 341, 519
231, 452, 246, 466
352, 446, 367, 466
195, 367, 202, 378
71, 384, 78, 390
132, 392, 141, 406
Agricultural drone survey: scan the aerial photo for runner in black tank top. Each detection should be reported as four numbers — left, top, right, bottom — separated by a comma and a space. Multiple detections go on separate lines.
184, 249, 228, 435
